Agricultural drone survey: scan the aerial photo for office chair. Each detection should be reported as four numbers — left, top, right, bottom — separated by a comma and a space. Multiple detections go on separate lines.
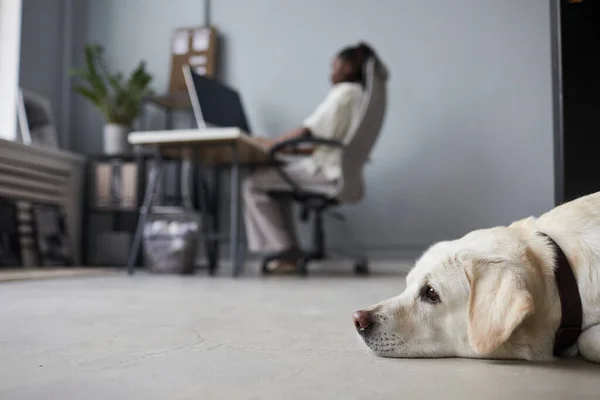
261, 56, 389, 276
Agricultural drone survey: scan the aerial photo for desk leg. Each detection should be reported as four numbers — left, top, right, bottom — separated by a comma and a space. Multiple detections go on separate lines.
191, 148, 218, 276
134, 152, 147, 266
127, 150, 162, 275
174, 160, 182, 206
210, 168, 221, 273
230, 145, 243, 277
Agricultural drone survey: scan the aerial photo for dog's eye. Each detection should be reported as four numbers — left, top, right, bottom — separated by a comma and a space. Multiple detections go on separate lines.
423, 285, 440, 304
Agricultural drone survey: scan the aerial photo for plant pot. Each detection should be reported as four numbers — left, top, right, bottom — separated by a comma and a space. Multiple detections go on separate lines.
103, 123, 131, 155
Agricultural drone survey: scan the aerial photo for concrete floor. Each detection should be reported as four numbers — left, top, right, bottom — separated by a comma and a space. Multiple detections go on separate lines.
0, 267, 599, 399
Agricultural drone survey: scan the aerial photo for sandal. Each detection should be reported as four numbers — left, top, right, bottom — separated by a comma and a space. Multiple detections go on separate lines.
266, 260, 298, 274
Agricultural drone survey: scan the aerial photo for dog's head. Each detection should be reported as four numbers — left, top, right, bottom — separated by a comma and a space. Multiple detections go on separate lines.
353, 226, 551, 359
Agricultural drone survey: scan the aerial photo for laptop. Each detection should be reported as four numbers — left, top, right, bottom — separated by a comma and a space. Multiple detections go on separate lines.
182, 65, 252, 135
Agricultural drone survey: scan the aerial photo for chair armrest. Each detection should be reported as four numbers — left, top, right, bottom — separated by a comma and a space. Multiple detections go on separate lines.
269, 137, 344, 159
265, 137, 343, 195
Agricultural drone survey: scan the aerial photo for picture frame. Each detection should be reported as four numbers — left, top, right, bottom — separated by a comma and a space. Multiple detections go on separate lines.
16, 88, 59, 148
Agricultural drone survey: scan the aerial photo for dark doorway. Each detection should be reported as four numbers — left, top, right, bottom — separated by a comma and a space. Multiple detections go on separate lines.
554, 0, 600, 203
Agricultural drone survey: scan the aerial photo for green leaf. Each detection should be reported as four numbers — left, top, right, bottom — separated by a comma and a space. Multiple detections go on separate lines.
71, 44, 154, 126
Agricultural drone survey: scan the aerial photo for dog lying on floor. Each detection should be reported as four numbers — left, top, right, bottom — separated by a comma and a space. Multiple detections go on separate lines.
353, 192, 600, 362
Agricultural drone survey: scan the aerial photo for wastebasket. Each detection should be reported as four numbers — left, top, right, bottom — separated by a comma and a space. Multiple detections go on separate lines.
143, 206, 201, 274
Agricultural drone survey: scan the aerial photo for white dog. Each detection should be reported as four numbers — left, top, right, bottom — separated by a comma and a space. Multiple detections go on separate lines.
354, 192, 600, 362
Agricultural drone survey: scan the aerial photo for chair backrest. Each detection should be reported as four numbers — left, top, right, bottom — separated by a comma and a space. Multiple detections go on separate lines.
335, 56, 388, 203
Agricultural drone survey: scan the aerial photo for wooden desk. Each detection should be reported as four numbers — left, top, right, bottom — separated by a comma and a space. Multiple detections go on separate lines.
129, 128, 269, 165
127, 128, 269, 277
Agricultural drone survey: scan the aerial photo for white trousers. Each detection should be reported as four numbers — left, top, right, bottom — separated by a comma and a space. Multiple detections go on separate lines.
243, 162, 335, 253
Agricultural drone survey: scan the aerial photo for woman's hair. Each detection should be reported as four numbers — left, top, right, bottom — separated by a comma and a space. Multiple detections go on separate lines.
337, 42, 375, 84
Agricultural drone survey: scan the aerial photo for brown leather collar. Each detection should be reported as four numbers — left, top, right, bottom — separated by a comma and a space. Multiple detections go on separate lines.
537, 232, 582, 356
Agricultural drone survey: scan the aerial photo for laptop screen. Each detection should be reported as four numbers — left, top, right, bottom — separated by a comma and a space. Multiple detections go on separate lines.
183, 65, 251, 134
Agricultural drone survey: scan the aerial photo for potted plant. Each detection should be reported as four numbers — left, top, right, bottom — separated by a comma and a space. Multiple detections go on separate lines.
70, 45, 153, 154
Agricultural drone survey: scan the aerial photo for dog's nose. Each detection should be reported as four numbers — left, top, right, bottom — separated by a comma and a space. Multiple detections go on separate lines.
353, 310, 374, 331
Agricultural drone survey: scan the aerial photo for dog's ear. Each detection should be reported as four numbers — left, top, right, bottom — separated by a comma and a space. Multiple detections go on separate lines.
465, 259, 534, 355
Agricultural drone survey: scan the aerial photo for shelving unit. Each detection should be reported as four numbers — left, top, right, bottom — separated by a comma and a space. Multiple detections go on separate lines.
83, 153, 147, 266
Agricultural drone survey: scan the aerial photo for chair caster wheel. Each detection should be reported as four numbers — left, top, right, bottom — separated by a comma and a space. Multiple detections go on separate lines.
208, 263, 218, 277
296, 259, 308, 276
261, 260, 270, 275
354, 260, 369, 276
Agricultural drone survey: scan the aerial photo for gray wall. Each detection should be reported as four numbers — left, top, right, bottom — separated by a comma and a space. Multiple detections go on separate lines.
69, 0, 555, 258
19, 0, 68, 146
